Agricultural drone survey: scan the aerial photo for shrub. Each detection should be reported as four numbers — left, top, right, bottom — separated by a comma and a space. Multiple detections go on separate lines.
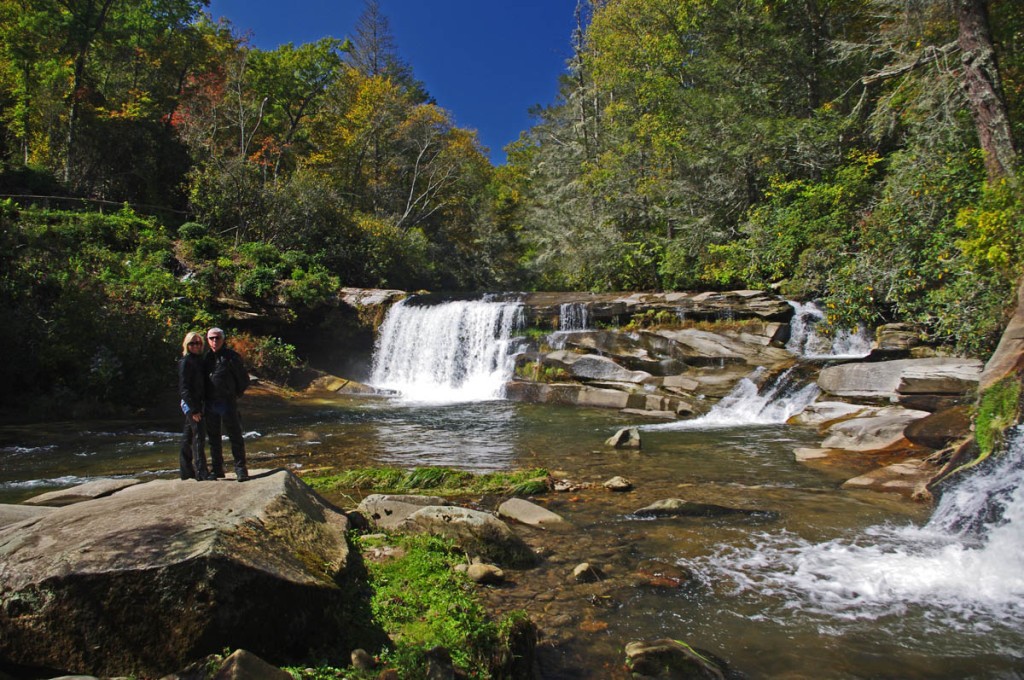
281, 265, 339, 308
231, 333, 301, 382
235, 266, 279, 299
176, 221, 208, 240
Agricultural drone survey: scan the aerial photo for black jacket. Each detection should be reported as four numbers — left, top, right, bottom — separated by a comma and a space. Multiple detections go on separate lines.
178, 353, 206, 415
204, 346, 250, 402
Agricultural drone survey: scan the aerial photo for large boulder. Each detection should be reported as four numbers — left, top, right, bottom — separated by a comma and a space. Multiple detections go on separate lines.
643, 328, 794, 368
565, 354, 652, 383
356, 494, 451, 531
817, 358, 982, 403
0, 471, 381, 676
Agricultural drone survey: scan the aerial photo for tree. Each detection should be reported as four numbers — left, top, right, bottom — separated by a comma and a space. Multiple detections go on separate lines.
957, 0, 1017, 181
346, 0, 429, 103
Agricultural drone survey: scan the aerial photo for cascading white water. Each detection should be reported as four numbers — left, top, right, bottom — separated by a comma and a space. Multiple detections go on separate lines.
696, 428, 1024, 627
646, 367, 820, 430
786, 301, 872, 358
369, 298, 524, 403
559, 302, 591, 331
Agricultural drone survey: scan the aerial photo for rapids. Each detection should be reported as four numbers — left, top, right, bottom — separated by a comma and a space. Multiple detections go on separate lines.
2, 297, 1022, 678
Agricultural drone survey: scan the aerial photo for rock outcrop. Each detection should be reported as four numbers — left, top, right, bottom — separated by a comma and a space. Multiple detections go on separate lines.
816, 358, 982, 407
0, 471, 381, 676
978, 277, 1024, 391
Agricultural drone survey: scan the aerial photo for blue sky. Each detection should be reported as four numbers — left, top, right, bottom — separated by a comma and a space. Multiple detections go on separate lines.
206, 0, 580, 164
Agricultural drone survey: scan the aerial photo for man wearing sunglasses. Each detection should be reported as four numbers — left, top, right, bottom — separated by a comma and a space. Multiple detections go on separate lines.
203, 328, 251, 482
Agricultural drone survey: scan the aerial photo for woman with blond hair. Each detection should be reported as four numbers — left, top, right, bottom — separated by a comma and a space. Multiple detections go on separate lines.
179, 331, 214, 480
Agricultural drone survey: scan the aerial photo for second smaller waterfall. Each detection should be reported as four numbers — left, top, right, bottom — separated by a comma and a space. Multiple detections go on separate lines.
786, 301, 871, 358
559, 302, 592, 331
647, 367, 820, 430
370, 299, 524, 403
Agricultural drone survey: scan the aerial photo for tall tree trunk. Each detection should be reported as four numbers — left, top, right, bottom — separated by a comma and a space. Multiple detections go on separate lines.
957, 0, 1017, 182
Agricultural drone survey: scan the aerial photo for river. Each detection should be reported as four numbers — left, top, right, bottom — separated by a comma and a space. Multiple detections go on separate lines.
1, 298, 1022, 678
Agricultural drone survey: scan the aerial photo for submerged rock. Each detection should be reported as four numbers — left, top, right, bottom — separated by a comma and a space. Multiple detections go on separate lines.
0, 470, 380, 676
841, 459, 936, 497
572, 562, 605, 583
635, 560, 695, 589
497, 498, 566, 527
606, 427, 642, 449
625, 638, 734, 679
633, 499, 775, 520
603, 476, 633, 492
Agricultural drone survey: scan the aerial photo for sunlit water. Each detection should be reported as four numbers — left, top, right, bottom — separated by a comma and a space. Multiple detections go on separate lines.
3, 392, 1021, 677
2, 296, 1022, 677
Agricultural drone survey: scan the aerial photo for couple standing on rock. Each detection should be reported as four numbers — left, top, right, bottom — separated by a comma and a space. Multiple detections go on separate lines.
179, 328, 250, 482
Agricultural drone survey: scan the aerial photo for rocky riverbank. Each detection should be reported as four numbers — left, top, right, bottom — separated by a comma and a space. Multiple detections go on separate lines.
324, 288, 998, 499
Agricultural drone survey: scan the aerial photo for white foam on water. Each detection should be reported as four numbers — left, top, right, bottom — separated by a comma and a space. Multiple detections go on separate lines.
786, 301, 872, 359
693, 429, 1024, 627
646, 367, 820, 431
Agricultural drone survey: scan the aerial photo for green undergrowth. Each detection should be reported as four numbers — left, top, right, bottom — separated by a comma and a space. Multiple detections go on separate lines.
304, 466, 550, 497
285, 533, 530, 679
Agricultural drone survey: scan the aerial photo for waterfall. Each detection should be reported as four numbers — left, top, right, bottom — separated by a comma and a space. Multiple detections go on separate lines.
786, 301, 871, 358
369, 298, 524, 403
646, 367, 820, 430
698, 428, 1024, 627
559, 302, 591, 331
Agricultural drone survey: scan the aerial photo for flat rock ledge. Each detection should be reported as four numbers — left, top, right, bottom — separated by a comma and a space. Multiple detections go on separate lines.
0, 471, 381, 676
22, 477, 142, 506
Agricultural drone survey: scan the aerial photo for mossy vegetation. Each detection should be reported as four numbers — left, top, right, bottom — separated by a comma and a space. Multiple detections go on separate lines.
304, 466, 550, 498
514, 361, 573, 383
975, 378, 1023, 458
285, 533, 529, 679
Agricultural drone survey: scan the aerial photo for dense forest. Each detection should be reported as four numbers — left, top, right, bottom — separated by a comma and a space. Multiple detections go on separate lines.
0, 0, 1021, 416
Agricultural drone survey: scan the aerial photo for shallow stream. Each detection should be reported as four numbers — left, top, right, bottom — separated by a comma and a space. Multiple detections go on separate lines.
3, 391, 1021, 678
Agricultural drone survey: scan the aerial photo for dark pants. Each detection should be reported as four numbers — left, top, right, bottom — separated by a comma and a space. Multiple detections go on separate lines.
179, 415, 210, 479
206, 399, 247, 475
